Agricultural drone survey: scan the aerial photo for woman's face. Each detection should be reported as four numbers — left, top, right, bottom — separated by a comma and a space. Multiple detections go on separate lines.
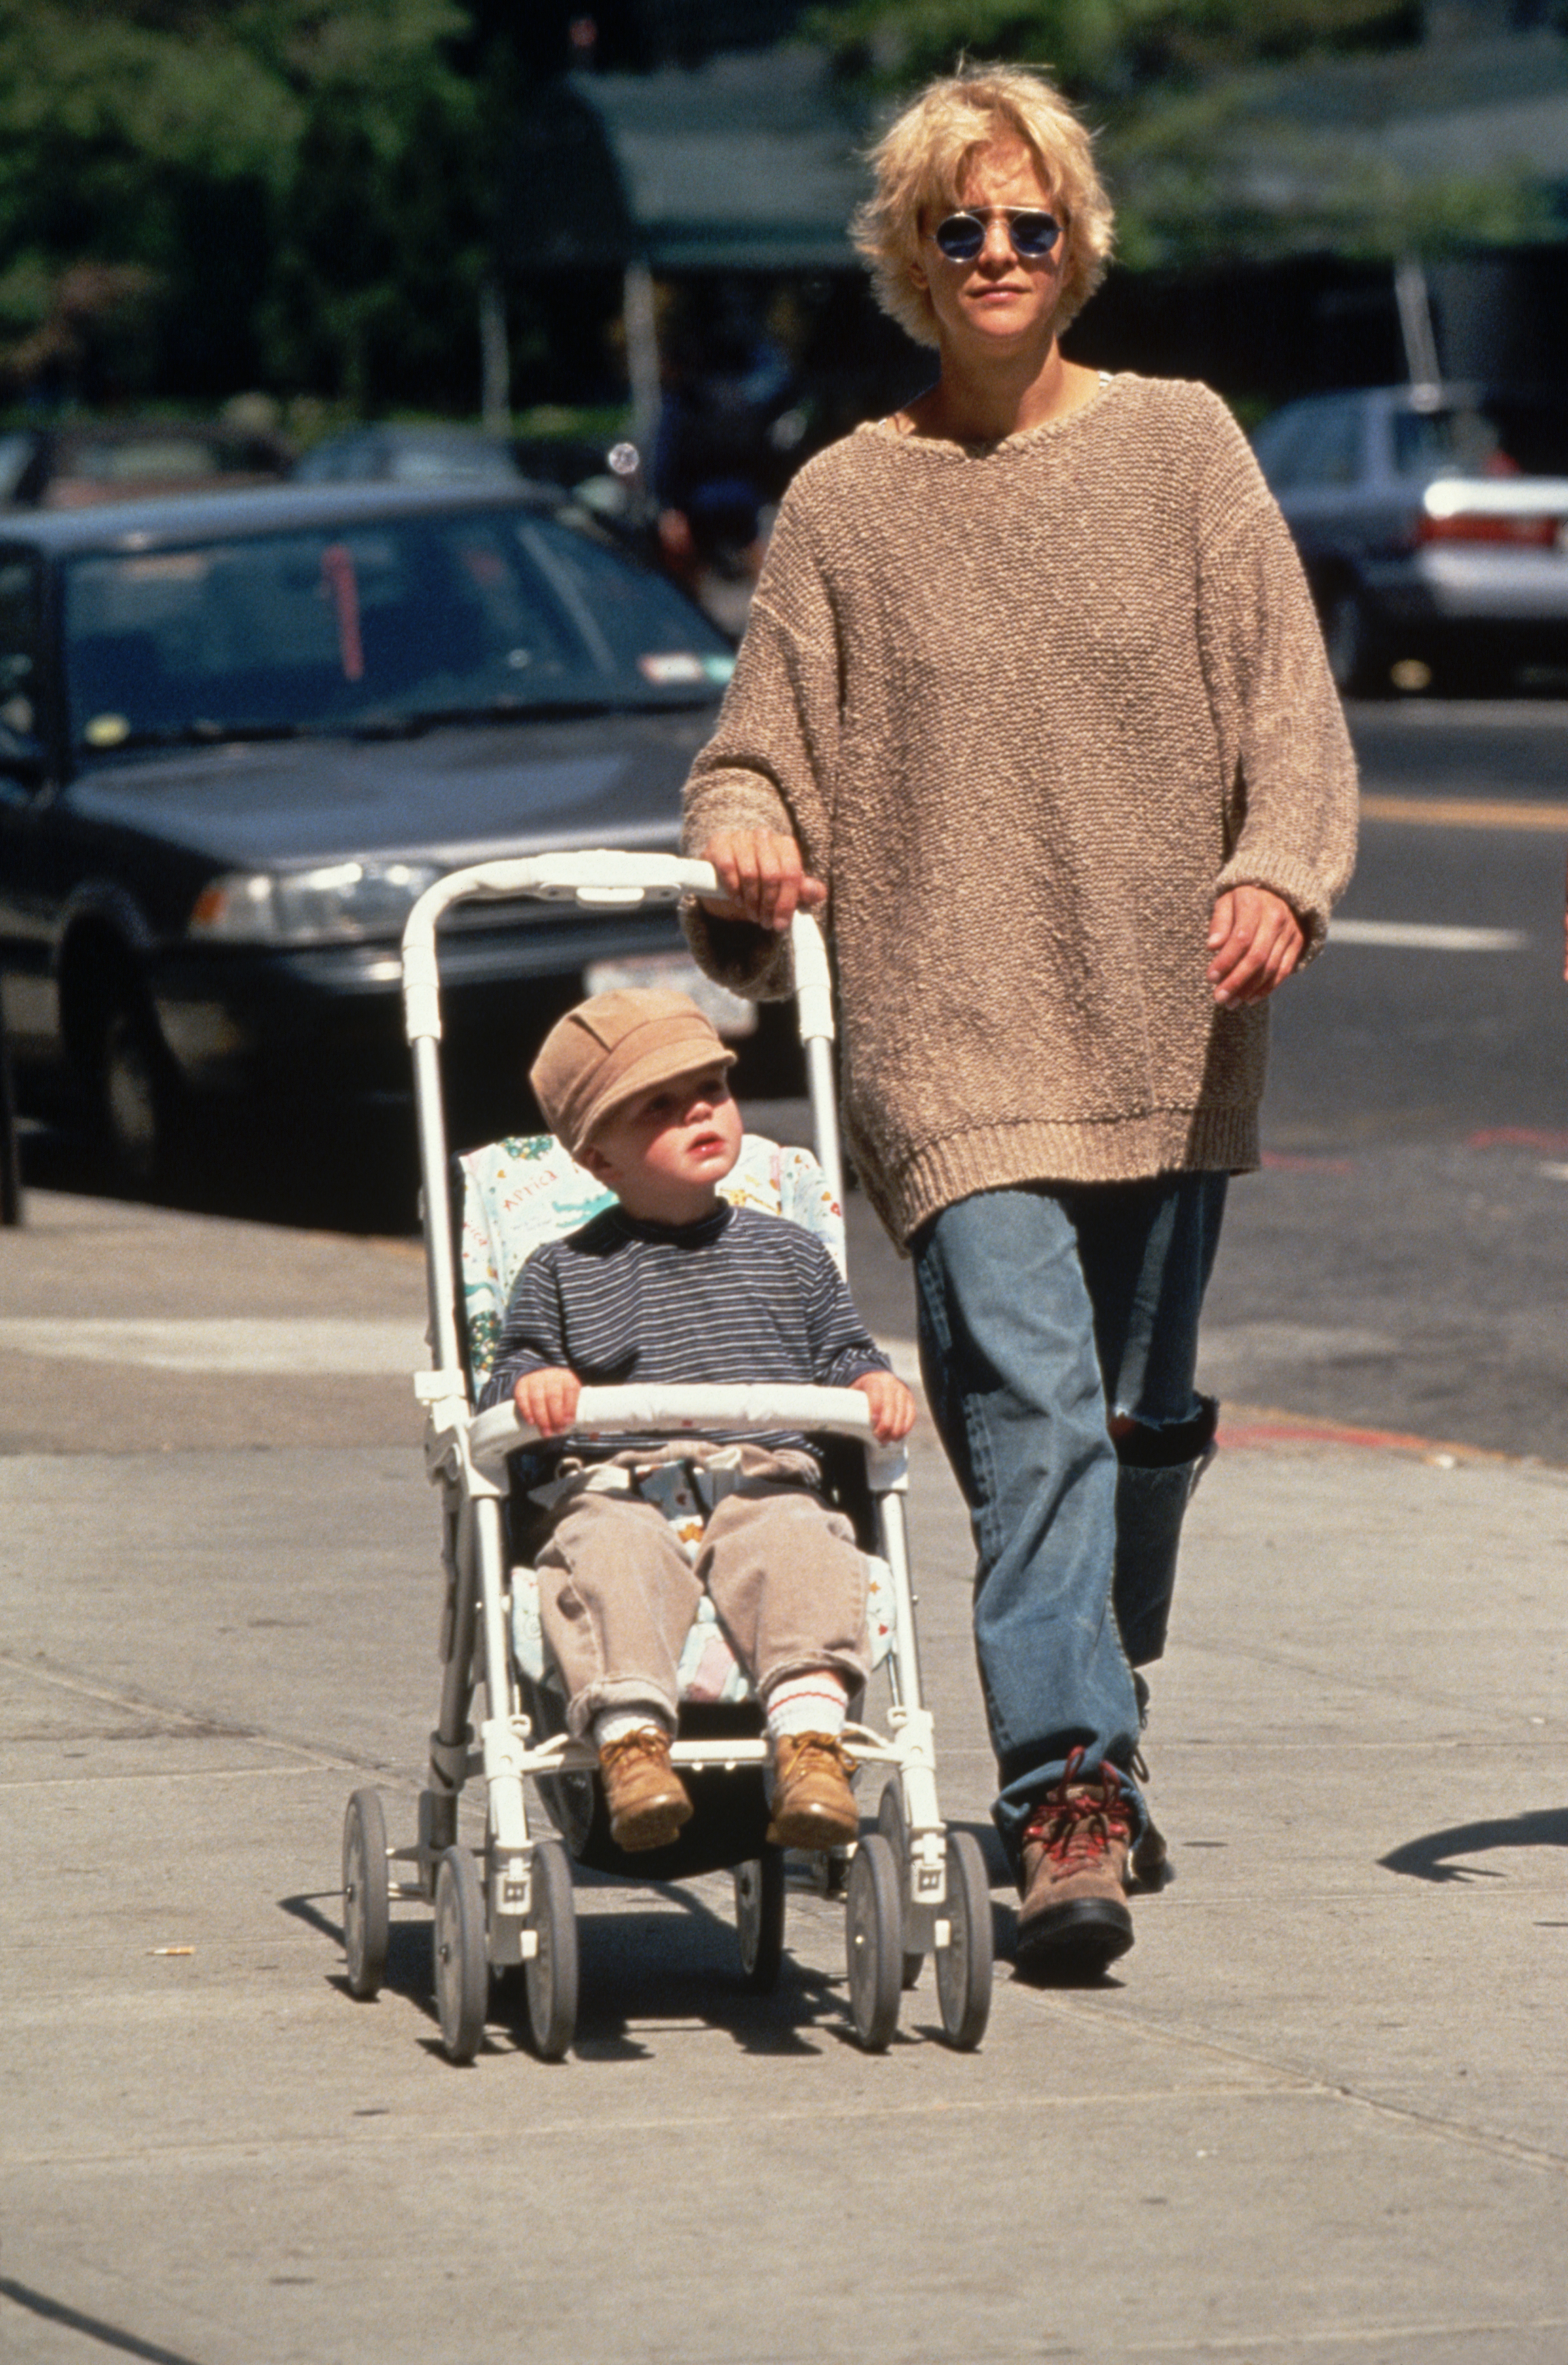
912, 141, 1069, 362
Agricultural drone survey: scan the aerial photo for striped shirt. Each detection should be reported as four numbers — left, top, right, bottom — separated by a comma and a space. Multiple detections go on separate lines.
479, 1200, 889, 1462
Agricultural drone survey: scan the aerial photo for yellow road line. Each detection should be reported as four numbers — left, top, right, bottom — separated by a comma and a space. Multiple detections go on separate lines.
1361, 792, 1568, 831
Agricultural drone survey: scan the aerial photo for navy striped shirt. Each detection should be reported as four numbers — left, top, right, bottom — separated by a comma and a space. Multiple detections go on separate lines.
479, 1201, 889, 1461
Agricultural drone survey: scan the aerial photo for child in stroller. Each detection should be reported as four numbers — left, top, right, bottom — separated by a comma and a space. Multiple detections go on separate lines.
478, 985, 916, 1857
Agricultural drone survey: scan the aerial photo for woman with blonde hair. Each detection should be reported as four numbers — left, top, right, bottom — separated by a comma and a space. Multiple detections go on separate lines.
682, 64, 1357, 1977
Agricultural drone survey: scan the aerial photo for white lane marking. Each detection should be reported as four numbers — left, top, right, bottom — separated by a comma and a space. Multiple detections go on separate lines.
1199, 1323, 1400, 1376
0, 1317, 428, 1373
1330, 918, 1529, 952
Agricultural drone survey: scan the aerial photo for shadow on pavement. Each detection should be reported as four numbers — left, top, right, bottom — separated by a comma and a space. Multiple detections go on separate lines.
0, 2277, 203, 2365
1379, 1804, 1568, 1883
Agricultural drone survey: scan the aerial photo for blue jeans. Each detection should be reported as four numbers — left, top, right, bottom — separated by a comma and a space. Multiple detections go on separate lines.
912, 1174, 1227, 1870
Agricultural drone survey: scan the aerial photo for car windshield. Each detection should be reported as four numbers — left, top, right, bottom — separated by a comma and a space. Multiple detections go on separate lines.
62, 508, 734, 753
1392, 397, 1568, 481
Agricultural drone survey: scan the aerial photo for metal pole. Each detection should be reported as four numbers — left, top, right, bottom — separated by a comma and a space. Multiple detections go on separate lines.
1395, 255, 1442, 396
622, 258, 660, 466
479, 273, 511, 438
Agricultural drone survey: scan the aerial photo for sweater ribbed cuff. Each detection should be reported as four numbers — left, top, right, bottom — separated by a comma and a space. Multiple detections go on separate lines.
878, 1109, 1261, 1244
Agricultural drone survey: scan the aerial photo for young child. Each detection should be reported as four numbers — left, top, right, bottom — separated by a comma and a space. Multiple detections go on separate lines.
479, 987, 916, 1854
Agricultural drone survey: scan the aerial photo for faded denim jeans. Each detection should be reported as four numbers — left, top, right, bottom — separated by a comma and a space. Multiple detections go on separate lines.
913, 1174, 1226, 1870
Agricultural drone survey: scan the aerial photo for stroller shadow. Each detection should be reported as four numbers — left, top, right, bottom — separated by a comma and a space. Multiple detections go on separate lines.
1379, 1804, 1568, 1884
283, 1873, 857, 2057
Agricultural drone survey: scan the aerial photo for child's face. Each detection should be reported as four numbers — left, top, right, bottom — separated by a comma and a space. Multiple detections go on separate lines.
580, 1058, 742, 1222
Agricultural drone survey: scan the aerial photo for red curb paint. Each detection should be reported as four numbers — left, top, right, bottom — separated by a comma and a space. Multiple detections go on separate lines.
1466, 1127, 1568, 1152
1217, 1402, 1518, 1466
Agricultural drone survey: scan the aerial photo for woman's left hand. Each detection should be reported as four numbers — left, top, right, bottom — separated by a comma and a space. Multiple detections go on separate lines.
1207, 887, 1305, 1007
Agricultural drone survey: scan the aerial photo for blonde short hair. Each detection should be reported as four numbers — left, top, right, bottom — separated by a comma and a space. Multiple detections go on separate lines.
852, 64, 1115, 350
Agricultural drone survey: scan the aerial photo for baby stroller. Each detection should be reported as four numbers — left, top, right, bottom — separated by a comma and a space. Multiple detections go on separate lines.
338, 850, 992, 2060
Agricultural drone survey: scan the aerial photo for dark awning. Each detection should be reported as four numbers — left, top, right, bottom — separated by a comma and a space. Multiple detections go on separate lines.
502, 50, 869, 274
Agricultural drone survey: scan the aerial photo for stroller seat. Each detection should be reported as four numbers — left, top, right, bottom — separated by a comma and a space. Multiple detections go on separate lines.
457, 1128, 898, 1709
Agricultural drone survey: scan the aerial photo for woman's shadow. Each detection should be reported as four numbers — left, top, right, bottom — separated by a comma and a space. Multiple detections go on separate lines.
1380, 1805, 1568, 1884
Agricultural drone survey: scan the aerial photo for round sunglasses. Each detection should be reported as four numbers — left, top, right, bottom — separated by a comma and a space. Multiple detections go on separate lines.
931, 206, 1064, 263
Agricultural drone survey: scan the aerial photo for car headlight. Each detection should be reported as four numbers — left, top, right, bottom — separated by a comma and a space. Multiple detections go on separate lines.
188, 859, 442, 945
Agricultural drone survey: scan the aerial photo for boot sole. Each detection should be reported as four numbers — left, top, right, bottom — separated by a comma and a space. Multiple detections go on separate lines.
610, 1798, 693, 1852
1015, 1896, 1135, 1977
766, 1803, 859, 1851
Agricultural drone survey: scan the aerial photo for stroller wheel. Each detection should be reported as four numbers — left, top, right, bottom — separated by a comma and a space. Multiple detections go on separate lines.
523, 1840, 578, 2062
733, 1846, 785, 1993
844, 1833, 902, 2052
341, 1789, 390, 2000
935, 1829, 993, 2051
876, 1780, 927, 1990
433, 1846, 488, 2064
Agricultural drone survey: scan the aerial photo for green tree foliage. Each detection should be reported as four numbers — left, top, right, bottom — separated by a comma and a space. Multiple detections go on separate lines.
810, 0, 1556, 265
0, 0, 490, 408
812, 0, 1425, 96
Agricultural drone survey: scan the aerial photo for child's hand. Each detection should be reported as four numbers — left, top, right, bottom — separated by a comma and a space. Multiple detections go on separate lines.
852, 1368, 917, 1442
514, 1366, 582, 1438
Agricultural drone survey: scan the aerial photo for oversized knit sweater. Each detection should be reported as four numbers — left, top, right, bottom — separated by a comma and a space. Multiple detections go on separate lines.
680, 373, 1358, 1245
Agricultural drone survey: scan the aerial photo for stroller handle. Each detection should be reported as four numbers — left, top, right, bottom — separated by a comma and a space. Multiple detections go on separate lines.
402, 851, 719, 1035
400, 849, 834, 1049
468, 1383, 875, 1475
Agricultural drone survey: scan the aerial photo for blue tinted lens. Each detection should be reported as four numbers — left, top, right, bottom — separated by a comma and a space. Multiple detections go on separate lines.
933, 210, 1062, 261
1010, 212, 1062, 257
933, 213, 985, 261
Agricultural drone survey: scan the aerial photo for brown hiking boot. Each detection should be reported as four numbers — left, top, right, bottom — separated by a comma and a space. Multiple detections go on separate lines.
1015, 1747, 1135, 1976
767, 1732, 858, 1850
599, 1726, 692, 1852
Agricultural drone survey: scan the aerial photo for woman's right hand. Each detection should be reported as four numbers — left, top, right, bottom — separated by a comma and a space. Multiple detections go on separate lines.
698, 830, 827, 933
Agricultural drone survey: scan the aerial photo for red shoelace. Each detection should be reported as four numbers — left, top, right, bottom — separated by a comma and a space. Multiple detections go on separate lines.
1022, 1745, 1133, 1868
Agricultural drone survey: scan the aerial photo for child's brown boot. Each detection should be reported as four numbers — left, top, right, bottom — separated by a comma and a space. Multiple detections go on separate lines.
766, 1732, 858, 1850
599, 1726, 692, 1852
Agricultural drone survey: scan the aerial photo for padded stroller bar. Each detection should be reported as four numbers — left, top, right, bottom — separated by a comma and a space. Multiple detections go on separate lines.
402, 853, 722, 1043
468, 1383, 876, 1475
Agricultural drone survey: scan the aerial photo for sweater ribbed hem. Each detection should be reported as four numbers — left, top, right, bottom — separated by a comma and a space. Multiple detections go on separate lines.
877, 1109, 1261, 1244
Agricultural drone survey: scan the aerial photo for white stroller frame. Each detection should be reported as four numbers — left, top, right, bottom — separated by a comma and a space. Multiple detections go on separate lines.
339, 849, 992, 2060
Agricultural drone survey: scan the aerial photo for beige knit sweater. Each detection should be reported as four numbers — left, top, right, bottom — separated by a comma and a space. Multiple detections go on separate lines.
682, 373, 1358, 1244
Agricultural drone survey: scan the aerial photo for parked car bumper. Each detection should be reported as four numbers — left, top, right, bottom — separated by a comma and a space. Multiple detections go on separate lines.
1366, 546, 1568, 629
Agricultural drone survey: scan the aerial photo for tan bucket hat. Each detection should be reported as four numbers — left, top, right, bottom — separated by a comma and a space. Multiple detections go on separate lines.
529, 988, 736, 1157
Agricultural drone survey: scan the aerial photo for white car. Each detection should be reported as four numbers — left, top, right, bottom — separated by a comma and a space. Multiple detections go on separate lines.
1250, 385, 1568, 694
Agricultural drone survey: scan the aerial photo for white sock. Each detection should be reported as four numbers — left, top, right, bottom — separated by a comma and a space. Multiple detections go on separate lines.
593, 1708, 669, 1751
765, 1673, 849, 1741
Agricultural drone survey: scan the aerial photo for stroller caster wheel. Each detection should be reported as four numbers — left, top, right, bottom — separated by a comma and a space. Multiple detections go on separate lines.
341, 1789, 390, 2000
935, 1829, 993, 2051
523, 1840, 578, 2061
876, 1780, 927, 1990
733, 1846, 786, 1994
845, 1831, 902, 2051
433, 1846, 488, 2064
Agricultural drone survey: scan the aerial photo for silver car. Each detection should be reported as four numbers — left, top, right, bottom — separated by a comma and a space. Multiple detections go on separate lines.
1250, 385, 1568, 694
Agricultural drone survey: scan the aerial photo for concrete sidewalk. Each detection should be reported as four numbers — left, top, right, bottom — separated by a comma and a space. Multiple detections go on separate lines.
1, 1189, 1566, 2363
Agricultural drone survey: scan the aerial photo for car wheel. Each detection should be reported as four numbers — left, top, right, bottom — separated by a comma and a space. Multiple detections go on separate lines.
1323, 588, 1389, 699
92, 990, 181, 1189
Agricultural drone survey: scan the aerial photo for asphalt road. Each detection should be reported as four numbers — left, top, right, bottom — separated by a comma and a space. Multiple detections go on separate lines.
12, 695, 1568, 1460
1204, 699, 1568, 1459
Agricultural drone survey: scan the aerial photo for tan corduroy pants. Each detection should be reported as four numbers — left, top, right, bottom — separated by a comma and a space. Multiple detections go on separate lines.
534, 1444, 870, 1737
